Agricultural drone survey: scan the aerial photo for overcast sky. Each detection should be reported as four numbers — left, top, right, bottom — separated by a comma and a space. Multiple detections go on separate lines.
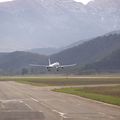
0, 0, 13, 2
0, 0, 93, 4
0, 0, 94, 52
0, 0, 118, 52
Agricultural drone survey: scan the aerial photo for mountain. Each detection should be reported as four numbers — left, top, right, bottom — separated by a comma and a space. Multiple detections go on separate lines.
28, 40, 88, 55
64, 39, 89, 49
0, 51, 48, 74
0, 30, 120, 75
88, 0, 120, 9
51, 31, 120, 66
0, 52, 8, 57
0, 0, 120, 51
28, 47, 62, 55
82, 49, 120, 73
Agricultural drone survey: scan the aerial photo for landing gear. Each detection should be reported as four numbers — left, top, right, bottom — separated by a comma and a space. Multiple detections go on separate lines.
47, 67, 51, 71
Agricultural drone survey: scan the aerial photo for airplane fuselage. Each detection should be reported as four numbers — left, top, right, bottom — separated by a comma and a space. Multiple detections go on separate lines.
48, 62, 60, 68
30, 58, 76, 71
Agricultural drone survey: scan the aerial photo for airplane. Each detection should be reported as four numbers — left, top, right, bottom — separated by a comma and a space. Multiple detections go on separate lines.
29, 59, 76, 71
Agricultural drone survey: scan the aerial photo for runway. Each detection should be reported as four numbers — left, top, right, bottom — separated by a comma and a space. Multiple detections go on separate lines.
0, 81, 120, 120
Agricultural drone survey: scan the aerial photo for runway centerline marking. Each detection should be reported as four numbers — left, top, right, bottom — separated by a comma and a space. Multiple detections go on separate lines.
98, 112, 106, 116
52, 109, 70, 119
24, 103, 33, 110
31, 97, 39, 103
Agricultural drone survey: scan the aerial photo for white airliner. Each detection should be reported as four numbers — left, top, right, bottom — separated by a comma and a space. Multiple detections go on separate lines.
30, 59, 76, 71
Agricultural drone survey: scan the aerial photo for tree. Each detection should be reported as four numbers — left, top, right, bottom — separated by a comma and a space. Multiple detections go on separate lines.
21, 68, 28, 75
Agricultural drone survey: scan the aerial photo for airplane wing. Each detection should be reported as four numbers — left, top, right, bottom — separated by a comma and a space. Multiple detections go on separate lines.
61, 64, 76, 68
29, 64, 46, 67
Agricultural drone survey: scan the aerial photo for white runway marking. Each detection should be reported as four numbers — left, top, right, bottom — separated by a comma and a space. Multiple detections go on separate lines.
0, 99, 29, 103
0, 99, 24, 103
31, 97, 39, 103
52, 109, 70, 119
99, 112, 106, 116
24, 103, 33, 110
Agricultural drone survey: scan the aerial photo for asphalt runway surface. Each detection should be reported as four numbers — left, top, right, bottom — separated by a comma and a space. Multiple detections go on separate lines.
0, 81, 120, 120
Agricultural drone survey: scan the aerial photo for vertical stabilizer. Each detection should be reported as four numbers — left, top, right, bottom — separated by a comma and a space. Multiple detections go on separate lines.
48, 58, 51, 65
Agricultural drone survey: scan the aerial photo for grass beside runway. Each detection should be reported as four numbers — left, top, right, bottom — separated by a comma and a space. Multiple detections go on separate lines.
54, 86, 120, 106
0, 76, 120, 105
0, 76, 120, 86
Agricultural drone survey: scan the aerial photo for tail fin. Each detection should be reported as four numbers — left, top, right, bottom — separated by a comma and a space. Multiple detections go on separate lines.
48, 58, 51, 65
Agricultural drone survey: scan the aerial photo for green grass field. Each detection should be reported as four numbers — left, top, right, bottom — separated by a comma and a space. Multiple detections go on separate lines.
54, 86, 120, 106
0, 76, 120, 86
0, 76, 120, 105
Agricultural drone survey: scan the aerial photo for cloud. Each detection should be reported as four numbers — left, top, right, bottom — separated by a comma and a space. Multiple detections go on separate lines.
74, 0, 93, 5
0, 0, 14, 3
